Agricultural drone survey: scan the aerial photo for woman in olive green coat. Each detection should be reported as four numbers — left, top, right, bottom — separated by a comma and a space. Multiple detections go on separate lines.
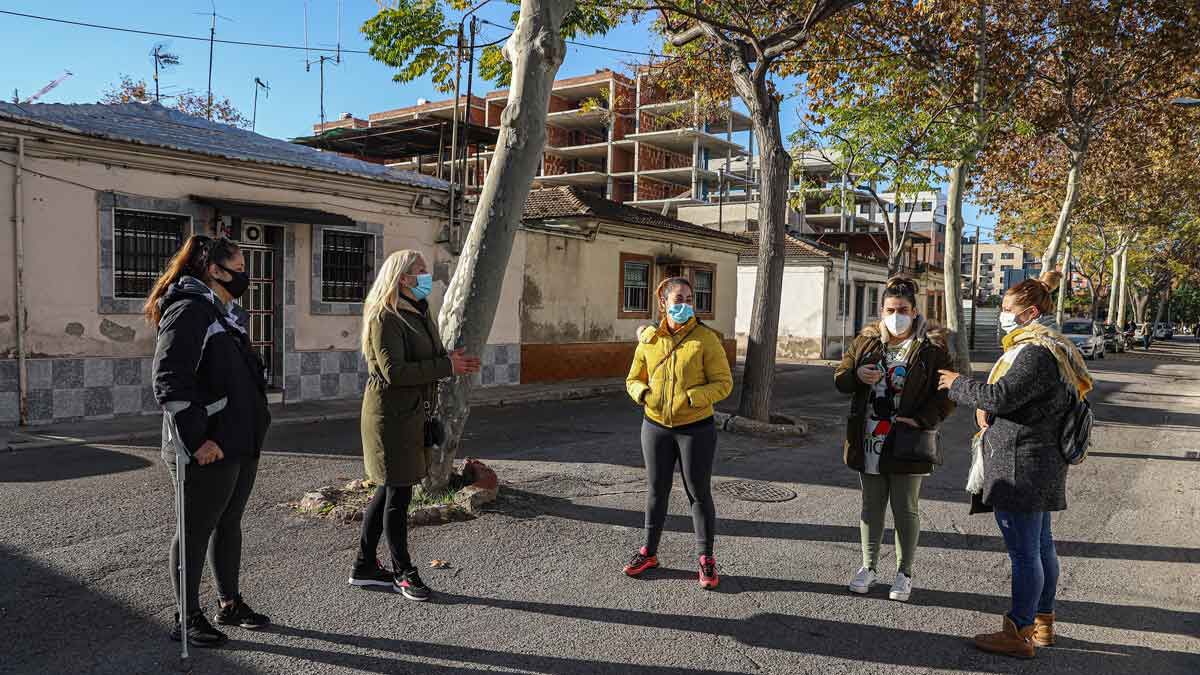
348, 250, 479, 601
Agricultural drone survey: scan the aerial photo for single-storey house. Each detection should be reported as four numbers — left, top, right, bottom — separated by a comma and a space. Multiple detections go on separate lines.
736, 232, 946, 360
507, 186, 746, 382
0, 102, 454, 426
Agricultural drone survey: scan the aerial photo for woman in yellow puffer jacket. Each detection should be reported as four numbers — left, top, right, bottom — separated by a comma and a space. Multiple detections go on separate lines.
623, 276, 733, 589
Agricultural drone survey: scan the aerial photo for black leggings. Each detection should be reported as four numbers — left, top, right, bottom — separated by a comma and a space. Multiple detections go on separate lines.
163, 451, 260, 611
357, 485, 414, 572
641, 417, 718, 557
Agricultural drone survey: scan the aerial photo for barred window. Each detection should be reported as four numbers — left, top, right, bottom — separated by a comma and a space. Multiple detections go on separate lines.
694, 268, 714, 315
868, 286, 879, 315
114, 210, 188, 298
622, 260, 651, 314
322, 230, 375, 302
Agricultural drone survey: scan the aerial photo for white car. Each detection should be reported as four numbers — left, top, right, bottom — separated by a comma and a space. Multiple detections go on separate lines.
1062, 319, 1106, 360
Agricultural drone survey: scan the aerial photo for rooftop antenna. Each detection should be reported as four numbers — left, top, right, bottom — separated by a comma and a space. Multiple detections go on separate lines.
195, 2, 233, 120
151, 44, 181, 103
305, 0, 342, 130
251, 77, 270, 131
20, 71, 74, 104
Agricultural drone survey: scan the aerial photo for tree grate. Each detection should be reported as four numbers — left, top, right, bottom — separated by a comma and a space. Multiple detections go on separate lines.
713, 480, 797, 503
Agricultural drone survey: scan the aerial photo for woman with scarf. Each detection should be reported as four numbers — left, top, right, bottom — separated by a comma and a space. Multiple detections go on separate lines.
623, 276, 733, 589
834, 277, 955, 603
938, 270, 1092, 659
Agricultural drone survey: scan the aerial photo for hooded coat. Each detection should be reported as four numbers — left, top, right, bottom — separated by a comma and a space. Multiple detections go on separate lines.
153, 276, 271, 461
834, 316, 956, 475
360, 297, 452, 486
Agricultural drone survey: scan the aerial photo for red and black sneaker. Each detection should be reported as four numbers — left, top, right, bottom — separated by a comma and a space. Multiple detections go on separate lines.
699, 555, 719, 589
623, 546, 659, 577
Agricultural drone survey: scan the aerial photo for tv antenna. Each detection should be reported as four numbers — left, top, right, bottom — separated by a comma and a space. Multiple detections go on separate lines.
251, 77, 270, 131
195, 2, 233, 119
305, 0, 342, 129
151, 44, 181, 102
17, 71, 74, 105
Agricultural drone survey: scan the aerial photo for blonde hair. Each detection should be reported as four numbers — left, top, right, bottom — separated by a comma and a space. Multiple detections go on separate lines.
361, 249, 423, 353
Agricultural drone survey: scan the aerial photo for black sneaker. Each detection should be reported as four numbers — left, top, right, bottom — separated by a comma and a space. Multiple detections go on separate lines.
170, 610, 228, 647
394, 567, 431, 602
349, 558, 394, 588
214, 595, 271, 629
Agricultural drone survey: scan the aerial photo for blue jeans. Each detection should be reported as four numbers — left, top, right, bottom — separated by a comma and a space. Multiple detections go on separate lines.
994, 511, 1059, 628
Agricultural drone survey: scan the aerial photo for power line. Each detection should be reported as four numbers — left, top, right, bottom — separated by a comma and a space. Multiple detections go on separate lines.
0, 9, 507, 53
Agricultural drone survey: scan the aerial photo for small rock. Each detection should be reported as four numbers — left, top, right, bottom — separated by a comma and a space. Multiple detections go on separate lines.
298, 491, 332, 513
344, 479, 367, 491
330, 505, 363, 524
454, 484, 499, 515
429, 559, 451, 569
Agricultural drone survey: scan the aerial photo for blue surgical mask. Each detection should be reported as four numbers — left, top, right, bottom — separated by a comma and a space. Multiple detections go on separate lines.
667, 303, 694, 324
411, 273, 433, 301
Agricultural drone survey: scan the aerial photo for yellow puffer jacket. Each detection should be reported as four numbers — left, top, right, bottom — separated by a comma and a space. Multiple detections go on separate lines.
626, 318, 734, 428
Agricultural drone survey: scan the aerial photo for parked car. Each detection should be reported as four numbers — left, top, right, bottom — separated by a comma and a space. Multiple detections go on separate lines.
1103, 323, 1126, 353
1153, 323, 1173, 340
1063, 319, 1106, 360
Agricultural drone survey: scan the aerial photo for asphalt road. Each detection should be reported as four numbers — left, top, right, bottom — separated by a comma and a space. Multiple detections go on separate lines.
1, 341, 1198, 674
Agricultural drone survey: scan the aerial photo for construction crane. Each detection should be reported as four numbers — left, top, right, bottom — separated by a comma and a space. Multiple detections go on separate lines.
21, 71, 73, 104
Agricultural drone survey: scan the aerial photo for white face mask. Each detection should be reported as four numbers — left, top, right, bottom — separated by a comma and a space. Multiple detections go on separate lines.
1000, 308, 1035, 334
884, 312, 913, 336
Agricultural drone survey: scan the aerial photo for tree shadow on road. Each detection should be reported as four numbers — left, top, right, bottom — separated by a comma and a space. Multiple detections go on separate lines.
716, 574, 1199, 638
0, 543, 254, 674
491, 489, 1200, 565
240, 625, 747, 674
0, 444, 152, 483
429, 592, 1199, 674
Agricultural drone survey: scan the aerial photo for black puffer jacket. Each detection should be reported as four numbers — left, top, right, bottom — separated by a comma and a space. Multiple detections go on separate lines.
153, 276, 271, 460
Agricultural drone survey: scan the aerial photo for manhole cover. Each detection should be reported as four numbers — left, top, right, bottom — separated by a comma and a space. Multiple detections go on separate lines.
713, 480, 796, 503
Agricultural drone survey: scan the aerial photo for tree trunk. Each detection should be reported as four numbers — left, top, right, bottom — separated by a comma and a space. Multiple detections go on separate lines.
1115, 246, 1129, 327
425, 0, 575, 491
736, 90, 790, 422
1153, 288, 1169, 325
1041, 146, 1085, 272
1133, 289, 1150, 324
942, 158, 972, 373
1106, 251, 1119, 320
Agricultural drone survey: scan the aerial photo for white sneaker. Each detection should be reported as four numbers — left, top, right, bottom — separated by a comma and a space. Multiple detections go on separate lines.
889, 572, 913, 602
849, 567, 877, 594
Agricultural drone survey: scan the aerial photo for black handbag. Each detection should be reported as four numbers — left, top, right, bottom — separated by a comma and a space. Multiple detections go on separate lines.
422, 386, 445, 448
885, 424, 944, 465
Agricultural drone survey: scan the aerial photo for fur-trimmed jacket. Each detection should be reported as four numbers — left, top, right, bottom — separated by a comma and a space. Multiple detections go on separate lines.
834, 316, 956, 475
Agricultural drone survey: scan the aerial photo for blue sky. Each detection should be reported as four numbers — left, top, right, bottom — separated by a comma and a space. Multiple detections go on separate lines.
0, 0, 995, 236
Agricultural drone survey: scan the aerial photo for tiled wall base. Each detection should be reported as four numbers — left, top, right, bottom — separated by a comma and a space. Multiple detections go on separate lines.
1, 343, 522, 426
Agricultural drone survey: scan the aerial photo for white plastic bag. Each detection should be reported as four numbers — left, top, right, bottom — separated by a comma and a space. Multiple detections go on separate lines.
966, 432, 985, 495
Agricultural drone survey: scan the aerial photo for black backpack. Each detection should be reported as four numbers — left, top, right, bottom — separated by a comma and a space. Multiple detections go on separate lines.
1058, 388, 1093, 465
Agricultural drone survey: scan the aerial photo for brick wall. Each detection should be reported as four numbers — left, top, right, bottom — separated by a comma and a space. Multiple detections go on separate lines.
610, 180, 633, 202
638, 146, 690, 171
612, 115, 633, 140
547, 126, 570, 147
611, 148, 633, 173
548, 95, 572, 113
636, 177, 678, 201
544, 153, 569, 175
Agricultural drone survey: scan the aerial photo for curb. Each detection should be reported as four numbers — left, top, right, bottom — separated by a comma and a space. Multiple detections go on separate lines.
2, 383, 628, 452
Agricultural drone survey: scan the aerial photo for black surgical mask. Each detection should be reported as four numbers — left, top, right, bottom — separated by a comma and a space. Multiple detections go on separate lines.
216, 265, 250, 299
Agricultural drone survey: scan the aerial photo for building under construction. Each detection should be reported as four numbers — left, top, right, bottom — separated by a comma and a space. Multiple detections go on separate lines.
296, 68, 757, 220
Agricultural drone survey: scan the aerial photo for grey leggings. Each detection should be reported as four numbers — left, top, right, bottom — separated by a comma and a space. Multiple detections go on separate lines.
163, 449, 260, 611
641, 417, 718, 557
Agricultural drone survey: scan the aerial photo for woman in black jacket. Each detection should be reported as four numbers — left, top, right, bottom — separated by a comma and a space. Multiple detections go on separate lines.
148, 235, 272, 648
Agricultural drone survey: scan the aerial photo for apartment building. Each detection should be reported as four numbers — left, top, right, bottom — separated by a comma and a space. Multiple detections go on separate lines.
307, 69, 755, 217
868, 189, 947, 264
960, 238, 1043, 299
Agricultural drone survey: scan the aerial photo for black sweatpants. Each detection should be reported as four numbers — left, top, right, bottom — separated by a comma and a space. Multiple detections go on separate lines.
641, 417, 718, 557
357, 485, 414, 572
163, 450, 260, 611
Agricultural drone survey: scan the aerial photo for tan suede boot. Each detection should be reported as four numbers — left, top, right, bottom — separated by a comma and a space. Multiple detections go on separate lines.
973, 615, 1037, 659
1033, 612, 1055, 647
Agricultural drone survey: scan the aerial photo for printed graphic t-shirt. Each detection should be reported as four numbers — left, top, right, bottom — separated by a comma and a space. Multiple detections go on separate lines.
863, 338, 915, 475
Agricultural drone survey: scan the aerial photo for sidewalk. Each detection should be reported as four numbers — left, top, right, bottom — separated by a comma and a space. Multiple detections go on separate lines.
2, 377, 628, 452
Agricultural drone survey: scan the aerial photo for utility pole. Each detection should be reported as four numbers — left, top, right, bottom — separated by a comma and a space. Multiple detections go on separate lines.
206, 8, 216, 119
840, 170, 849, 353
1056, 232, 1072, 325
447, 22, 465, 247
460, 16, 478, 202
969, 222, 980, 348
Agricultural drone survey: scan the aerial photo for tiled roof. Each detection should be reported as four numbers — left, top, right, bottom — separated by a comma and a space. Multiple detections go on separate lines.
523, 186, 749, 245
0, 102, 449, 191
740, 230, 889, 268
